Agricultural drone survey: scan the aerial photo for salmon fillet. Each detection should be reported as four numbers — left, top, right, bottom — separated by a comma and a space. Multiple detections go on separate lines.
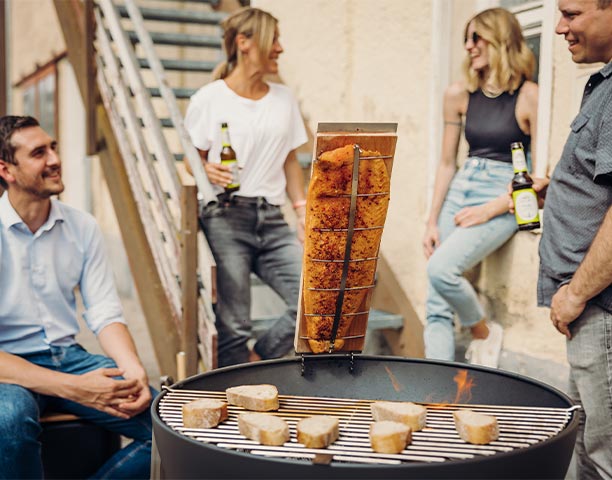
303, 144, 390, 353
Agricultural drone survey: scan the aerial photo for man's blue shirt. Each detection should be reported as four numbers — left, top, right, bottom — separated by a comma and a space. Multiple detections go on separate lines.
538, 61, 612, 311
0, 193, 126, 354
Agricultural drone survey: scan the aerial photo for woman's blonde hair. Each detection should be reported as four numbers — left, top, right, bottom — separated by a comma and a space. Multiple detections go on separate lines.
212, 7, 278, 80
462, 8, 535, 93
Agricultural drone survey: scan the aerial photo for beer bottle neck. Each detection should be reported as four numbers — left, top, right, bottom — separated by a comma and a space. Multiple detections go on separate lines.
511, 148, 528, 173
221, 127, 231, 148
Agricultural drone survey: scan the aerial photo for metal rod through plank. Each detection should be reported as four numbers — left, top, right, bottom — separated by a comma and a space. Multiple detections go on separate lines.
329, 145, 361, 352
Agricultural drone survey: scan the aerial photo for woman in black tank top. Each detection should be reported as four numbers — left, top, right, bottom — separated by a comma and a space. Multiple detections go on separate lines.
422, 8, 539, 368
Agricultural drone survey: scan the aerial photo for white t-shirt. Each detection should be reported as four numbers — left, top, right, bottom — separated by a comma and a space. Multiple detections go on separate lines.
184, 80, 307, 205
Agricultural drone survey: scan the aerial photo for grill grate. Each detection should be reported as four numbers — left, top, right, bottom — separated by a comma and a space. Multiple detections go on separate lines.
158, 388, 577, 465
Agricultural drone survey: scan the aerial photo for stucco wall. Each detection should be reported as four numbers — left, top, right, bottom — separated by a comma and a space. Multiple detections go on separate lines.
7, 0, 594, 369
9, 0, 65, 85
254, 0, 435, 330
253, 0, 585, 367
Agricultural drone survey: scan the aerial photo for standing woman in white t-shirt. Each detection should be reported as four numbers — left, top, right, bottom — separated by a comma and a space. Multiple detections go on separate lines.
184, 7, 307, 367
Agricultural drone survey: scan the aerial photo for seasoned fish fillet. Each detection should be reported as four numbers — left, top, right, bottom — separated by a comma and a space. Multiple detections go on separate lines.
303, 144, 390, 353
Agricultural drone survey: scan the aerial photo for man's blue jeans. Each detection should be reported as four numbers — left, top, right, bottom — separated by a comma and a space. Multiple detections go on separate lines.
566, 304, 612, 480
201, 197, 302, 367
0, 345, 155, 479
424, 157, 518, 361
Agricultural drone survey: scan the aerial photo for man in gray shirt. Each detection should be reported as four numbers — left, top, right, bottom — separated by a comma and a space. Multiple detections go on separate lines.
537, 1, 612, 478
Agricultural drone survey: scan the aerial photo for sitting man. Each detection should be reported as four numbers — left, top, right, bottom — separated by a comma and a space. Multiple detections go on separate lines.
0, 115, 154, 479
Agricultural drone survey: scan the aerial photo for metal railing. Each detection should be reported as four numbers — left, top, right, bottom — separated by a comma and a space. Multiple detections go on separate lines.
54, 0, 219, 376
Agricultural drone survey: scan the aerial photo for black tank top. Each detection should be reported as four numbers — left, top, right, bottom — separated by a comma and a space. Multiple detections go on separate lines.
464, 86, 530, 163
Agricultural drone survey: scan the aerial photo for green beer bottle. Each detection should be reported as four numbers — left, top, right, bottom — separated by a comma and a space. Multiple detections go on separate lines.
511, 142, 540, 231
220, 122, 240, 194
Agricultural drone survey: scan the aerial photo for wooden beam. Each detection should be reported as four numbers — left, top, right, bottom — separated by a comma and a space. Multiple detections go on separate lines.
84, 0, 96, 155
0, 0, 7, 117
180, 182, 199, 376
53, 0, 88, 101
370, 255, 425, 358
97, 105, 180, 376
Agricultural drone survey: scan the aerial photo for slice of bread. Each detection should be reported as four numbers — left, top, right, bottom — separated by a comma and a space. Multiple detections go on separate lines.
226, 384, 279, 411
238, 413, 290, 446
453, 409, 499, 444
182, 398, 228, 429
296, 416, 340, 448
370, 401, 427, 431
369, 420, 412, 454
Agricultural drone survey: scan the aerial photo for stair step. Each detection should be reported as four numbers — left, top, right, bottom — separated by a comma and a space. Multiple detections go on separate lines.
161, 0, 220, 5
117, 5, 225, 25
251, 309, 403, 339
148, 87, 196, 99
152, 153, 184, 162
138, 117, 174, 128
126, 30, 222, 49
138, 57, 216, 73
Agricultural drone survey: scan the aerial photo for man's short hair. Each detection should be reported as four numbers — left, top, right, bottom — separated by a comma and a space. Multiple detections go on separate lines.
0, 116, 40, 189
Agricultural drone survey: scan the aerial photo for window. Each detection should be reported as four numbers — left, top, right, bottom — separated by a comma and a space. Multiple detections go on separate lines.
18, 60, 58, 139
500, 0, 544, 82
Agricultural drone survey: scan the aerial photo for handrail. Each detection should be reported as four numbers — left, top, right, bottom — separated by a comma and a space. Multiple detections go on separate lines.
96, 54, 182, 317
95, 8, 180, 259
123, 0, 217, 206
98, 0, 181, 204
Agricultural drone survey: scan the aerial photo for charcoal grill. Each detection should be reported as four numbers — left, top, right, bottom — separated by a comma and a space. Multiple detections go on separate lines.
152, 354, 578, 479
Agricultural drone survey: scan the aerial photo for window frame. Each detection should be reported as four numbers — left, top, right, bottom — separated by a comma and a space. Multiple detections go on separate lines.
15, 54, 64, 143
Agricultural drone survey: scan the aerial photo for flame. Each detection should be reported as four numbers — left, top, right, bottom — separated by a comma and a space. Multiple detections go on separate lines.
453, 369, 475, 404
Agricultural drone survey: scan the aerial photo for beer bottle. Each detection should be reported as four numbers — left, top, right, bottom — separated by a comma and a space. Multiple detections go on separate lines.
511, 142, 540, 231
220, 122, 240, 194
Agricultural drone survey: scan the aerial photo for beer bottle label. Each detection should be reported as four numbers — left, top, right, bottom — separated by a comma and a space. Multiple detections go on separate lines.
512, 188, 540, 224
221, 159, 240, 190
512, 148, 528, 173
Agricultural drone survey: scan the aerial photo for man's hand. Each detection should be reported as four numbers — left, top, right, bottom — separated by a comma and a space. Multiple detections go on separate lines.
116, 368, 152, 417
422, 223, 440, 258
509, 177, 550, 213
67, 368, 143, 419
454, 204, 491, 228
550, 284, 586, 339
204, 162, 234, 188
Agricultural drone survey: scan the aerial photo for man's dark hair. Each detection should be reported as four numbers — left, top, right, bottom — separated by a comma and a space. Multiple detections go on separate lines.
0, 115, 40, 189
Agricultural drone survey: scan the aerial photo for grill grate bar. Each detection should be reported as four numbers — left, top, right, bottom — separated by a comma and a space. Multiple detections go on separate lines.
158, 388, 573, 466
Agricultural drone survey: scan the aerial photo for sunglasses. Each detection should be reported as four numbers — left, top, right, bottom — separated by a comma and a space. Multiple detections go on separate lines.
464, 31, 481, 44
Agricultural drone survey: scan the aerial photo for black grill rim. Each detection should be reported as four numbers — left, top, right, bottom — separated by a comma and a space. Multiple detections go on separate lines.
152, 354, 578, 478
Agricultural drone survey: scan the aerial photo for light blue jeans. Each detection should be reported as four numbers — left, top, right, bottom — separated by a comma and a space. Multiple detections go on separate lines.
424, 157, 517, 361
0, 345, 155, 479
566, 304, 612, 480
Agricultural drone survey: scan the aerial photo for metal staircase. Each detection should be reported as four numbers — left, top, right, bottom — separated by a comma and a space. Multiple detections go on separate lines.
53, 0, 231, 377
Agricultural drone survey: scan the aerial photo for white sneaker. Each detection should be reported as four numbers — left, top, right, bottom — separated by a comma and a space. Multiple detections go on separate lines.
465, 322, 503, 368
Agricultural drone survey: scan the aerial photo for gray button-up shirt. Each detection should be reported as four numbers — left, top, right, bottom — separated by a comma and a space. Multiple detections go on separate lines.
538, 61, 612, 311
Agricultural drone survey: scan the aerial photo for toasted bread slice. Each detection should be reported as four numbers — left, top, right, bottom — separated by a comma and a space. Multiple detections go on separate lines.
182, 398, 228, 429
226, 384, 279, 411
369, 420, 412, 454
296, 416, 340, 448
371, 401, 427, 431
238, 413, 289, 446
453, 409, 499, 444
